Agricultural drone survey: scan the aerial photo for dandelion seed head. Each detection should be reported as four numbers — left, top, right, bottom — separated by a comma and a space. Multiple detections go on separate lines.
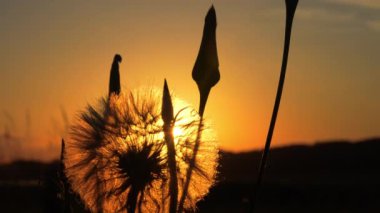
65, 87, 218, 212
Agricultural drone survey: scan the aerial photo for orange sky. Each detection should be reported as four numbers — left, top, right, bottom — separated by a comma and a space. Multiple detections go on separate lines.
0, 0, 379, 160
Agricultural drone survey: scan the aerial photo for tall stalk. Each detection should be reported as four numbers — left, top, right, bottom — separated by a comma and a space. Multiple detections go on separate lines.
162, 80, 178, 213
178, 6, 220, 212
250, 0, 298, 212
59, 139, 72, 213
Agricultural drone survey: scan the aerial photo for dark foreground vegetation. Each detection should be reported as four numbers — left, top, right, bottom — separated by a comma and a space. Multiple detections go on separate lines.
1, 138, 380, 212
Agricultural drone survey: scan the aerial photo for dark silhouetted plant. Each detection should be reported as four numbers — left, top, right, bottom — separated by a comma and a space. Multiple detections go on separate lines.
58, 139, 71, 212
162, 79, 179, 213
178, 5, 220, 213
191, 6, 220, 117
250, 0, 299, 212
64, 52, 218, 212
109, 54, 122, 96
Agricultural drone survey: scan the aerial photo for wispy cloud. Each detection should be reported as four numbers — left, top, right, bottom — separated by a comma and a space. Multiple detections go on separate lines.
294, 1, 380, 33
296, 8, 355, 23
366, 19, 380, 32
325, 0, 380, 9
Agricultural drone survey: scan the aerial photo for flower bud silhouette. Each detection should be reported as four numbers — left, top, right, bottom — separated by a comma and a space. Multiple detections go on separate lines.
179, 6, 221, 212
192, 5, 220, 116
109, 54, 122, 96
286, 0, 298, 20
162, 80, 174, 124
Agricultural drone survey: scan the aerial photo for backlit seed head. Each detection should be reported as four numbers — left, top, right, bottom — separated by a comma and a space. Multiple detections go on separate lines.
64, 88, 218, 212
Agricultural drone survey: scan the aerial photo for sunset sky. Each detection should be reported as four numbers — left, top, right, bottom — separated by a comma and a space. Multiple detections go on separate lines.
0, 0, 379, 160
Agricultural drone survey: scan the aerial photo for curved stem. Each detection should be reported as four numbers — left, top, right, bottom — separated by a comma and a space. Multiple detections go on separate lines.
60, 139, 72, 213
178, 88, 209, 212
250, 1, 297, 212
178, 115, 204, 212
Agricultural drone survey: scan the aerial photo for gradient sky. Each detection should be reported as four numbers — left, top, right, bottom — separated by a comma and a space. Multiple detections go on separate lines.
0, 0, 379, 159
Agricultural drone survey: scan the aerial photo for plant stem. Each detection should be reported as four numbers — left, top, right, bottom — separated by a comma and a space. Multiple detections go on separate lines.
179, 7, 219, 212
60, 139, 72, 213
164, 125, 179, 213
178, 89, 208, 212
250, 1, 298, 212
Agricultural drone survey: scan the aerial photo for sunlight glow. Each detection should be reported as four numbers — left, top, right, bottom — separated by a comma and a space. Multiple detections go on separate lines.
173, 126, 183, 138
65, 88, 218, 212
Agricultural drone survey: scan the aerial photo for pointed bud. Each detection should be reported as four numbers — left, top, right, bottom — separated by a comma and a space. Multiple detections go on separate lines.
285, 0, 298, 20
109, 54, 122, 96
192, 5, 220, 116
192, 6, 220, 90
161, 79, 174, 125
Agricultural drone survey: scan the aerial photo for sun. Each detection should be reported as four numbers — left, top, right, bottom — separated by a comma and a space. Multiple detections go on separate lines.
173, 126, 184, 138
170, 97, 201, 143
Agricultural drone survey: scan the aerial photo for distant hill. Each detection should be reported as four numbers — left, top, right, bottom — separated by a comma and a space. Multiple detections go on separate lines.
0, 134, 23, 163
200, 138, 380, 212
219, 137, 380, 184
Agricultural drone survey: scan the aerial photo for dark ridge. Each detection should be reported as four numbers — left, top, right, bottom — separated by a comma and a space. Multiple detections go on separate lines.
0, 160, 58, 181
219, 138, 380, 184
1, 138, 380, 212
200, 138, 380, 212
